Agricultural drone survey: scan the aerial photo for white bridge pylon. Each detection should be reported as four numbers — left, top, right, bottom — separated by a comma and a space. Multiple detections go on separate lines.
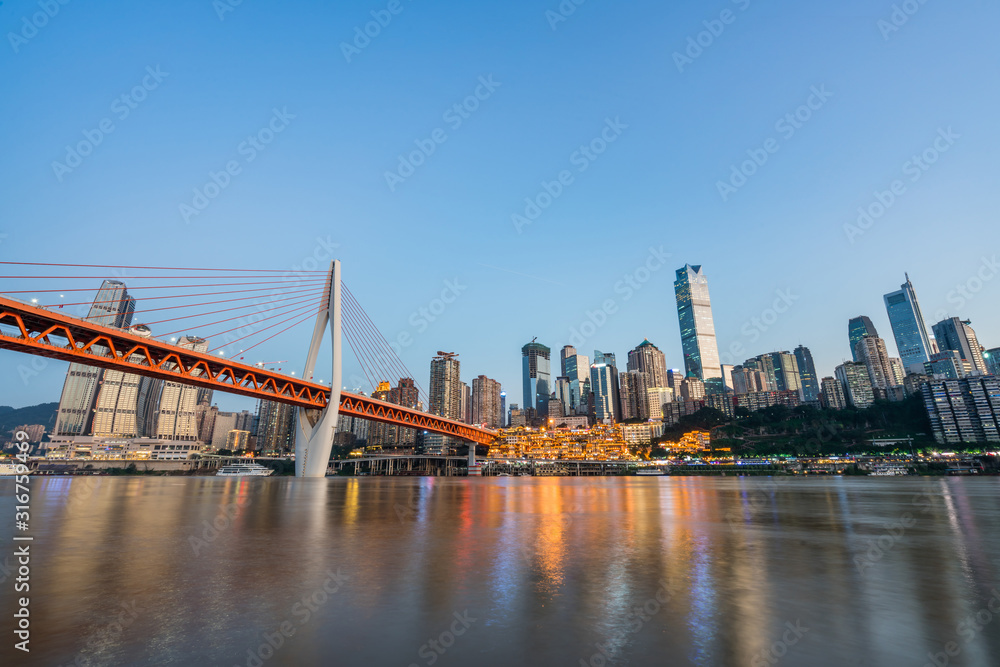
295, 260, 342, 477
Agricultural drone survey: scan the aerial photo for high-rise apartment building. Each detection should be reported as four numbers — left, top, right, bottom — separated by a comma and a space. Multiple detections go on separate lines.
522, 342, 551, 416
618, 370, 650, 421
922, 377, 1000, 444
430, 353, 463, 420
794, 345, 821, 403
54, 280, 136, 436
820, 376, 847, 410
155, 336, 208, 441
646, 386, 675, 420
884, 274, 934, 373
932, 318, 988, 376
835, 362, 875, 409
848, 316, 879, 362
985, 349, 1000, 376
855, 335, 900, 397
674, 265, 722, 383
471, 375, 502, 428
256, 400, 296, 454
627, 339, 668, 389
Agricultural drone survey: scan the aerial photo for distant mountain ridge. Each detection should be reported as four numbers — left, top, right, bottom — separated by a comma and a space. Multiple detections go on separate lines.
0, 402, 58, 434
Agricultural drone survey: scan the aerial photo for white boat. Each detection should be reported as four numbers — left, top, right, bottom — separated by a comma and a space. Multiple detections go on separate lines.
0, 462, 22, 476
636, 469, 666, 476
216, 462, 273, 477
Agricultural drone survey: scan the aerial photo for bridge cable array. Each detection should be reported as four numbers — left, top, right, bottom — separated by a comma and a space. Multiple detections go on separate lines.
339, 282, 429, 407
1, 261, 430, 401
0, 261, 328, 372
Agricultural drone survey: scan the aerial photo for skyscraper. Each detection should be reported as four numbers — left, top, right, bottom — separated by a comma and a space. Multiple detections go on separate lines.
821, 376, 847, 410
932, 318, 988, 376
156, 336, 208, 441
855, 335, 900, 397
92, 324, 157, 439
54, 280, 136, 436
627, 339, 668, 389
429, 352, 462, 419
522, 342, 551, 416
255, 399, 296, 454
561, 345, 590, 414
618, 370, 650, 421
848, 316, 879, 362
985, 349, 1000, 376
884, 274, 933, 373
590, 350, 620, 423
794, 345, 820, 403
835, 362, 875, 409
769, 352, 802, 393
674, 264, 722, 383
471, 375, 502, 428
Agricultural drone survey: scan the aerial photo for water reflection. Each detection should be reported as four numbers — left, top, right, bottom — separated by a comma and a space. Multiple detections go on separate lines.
1, 477, 998, 666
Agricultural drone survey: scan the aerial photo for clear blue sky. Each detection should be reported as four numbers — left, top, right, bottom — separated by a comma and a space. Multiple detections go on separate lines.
1, 0, 998, 411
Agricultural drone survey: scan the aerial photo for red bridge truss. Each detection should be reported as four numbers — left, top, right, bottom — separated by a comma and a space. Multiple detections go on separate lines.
0, 295, 496, 447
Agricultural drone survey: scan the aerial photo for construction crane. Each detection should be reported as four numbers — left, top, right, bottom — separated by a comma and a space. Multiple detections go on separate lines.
434, 351, 458, 361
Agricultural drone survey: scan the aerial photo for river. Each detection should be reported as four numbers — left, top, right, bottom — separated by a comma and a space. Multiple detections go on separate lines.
1, 476, 998, 666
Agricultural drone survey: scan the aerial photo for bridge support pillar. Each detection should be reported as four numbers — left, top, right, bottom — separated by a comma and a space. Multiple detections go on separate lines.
295, 260, 342, 478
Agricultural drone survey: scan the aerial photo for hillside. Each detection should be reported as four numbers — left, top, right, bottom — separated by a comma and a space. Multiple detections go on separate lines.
0, 402, 59, 434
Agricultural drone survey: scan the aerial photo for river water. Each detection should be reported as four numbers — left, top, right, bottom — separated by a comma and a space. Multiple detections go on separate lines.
1, 476, 999, 666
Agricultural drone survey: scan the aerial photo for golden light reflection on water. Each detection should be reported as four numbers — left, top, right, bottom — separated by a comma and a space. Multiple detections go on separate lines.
3, 476, 999, 667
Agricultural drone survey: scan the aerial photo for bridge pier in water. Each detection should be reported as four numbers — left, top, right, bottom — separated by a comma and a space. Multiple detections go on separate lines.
295, 260, 342, 478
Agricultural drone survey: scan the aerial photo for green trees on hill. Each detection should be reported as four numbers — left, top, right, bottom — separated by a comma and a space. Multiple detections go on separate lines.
654, 395, 938, 457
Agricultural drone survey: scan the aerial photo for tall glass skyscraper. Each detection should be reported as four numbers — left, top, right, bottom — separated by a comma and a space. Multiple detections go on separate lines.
54, 280, 136, 436
521, 342, 551, 416
848, 316, 878, 362
674, 265, 722, 382
884, 275, 933, 373
590, 350, 620, 424
932, 318, 988, 376
794, 345, 821, 403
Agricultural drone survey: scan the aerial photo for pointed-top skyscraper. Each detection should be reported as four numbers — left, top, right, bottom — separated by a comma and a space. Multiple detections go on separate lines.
674, 265, 722, 384
884, 274, 933, 374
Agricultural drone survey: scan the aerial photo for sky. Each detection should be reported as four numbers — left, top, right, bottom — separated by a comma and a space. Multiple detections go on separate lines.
1, 0, 998, 413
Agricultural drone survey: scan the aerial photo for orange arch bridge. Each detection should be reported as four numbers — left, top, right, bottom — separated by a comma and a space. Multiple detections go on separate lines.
0, 295, 496, 447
